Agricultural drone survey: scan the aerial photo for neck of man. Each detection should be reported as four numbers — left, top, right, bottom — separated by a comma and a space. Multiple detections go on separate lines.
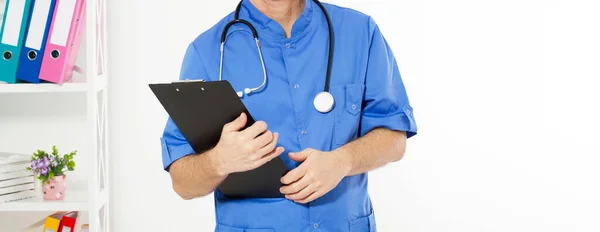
249, 0, 305, 38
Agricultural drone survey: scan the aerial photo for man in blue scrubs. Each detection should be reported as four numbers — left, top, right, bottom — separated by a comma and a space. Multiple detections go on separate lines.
160, 0, 417, 231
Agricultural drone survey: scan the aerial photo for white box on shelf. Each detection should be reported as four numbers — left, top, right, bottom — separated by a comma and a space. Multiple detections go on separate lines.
0, 169, 33, 180
0, 190, 37, 203
0, 152, 30, 165
0, 183, 34, 195
0, 152, 33, 181
0, 176, 35, 188
0, 152, 37, 203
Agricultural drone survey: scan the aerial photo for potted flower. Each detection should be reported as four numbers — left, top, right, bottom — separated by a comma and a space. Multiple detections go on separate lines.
26, 146, 77, 200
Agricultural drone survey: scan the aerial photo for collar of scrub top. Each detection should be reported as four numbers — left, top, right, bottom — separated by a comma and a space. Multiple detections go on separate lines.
220, 0, 336, 113
236, 0, 315, 40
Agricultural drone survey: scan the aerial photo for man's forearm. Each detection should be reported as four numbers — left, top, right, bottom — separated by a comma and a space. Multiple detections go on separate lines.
169, 149, 226, 200
333, 128, 407, 176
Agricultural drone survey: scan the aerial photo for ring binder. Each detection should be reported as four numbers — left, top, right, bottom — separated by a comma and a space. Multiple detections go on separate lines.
0, 0, 34, 83
38, 0, 86, 84
17, 0, 58, 83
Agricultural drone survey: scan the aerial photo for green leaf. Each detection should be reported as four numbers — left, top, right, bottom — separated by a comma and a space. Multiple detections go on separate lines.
49, 172, 54, 179
56, 164, 65, 173
52, 146, 58, 156
67, 160, 76, 169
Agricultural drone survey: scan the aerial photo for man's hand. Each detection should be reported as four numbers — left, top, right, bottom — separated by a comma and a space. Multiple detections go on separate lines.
279, 148, 351, 204
210, 112, 285, 176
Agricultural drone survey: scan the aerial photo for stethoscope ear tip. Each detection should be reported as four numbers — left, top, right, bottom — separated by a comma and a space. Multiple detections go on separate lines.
236, 89, 251, 98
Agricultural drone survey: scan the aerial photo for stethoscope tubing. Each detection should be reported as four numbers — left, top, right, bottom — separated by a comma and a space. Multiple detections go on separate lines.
219, 0, 334, 95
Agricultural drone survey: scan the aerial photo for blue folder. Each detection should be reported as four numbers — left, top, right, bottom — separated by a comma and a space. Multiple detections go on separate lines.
0, 0, 34, 83
16, 0, 57, 83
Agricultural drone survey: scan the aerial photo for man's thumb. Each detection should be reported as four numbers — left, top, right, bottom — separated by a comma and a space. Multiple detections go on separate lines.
289, 149, 311, 162
223, 112, 247, 132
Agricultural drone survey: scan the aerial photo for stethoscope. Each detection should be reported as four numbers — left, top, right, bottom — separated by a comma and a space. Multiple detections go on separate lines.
219, 0, 335, 113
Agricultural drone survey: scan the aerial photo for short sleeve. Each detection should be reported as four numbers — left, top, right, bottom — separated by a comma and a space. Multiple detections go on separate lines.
160, 43, 209, 171
360, 18, 417, 138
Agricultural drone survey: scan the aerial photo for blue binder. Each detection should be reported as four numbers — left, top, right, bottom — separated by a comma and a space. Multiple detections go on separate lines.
0, 0, 34, 83
17, 0, 57, 83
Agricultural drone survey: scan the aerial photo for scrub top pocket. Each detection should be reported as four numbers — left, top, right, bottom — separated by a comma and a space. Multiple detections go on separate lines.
348, 210, 377, 232
333, 84, 365, 146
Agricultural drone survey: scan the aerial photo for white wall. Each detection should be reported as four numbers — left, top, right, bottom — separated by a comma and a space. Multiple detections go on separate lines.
108, 0, 600, 231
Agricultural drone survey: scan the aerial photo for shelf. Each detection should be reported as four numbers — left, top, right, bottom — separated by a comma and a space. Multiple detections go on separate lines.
0, 185, 108, 212
0, 76, 106, 94
0, 189, 89, 212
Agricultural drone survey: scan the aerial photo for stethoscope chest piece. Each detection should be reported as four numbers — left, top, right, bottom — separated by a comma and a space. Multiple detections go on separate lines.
314, 91, 335, 113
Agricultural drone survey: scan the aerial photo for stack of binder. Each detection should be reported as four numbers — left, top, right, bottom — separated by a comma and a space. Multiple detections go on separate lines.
0, 0, 86, 84
0, 152, 37, 203
42, 211, 84, 232
25, 211, 87, 231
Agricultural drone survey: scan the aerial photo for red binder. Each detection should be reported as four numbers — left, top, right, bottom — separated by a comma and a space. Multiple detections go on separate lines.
58, 211, 80, 232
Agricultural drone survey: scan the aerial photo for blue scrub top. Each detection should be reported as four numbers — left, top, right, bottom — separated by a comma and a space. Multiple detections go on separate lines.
160, 0, 417, 231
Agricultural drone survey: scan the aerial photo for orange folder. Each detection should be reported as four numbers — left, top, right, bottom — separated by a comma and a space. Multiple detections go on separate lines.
42, 211, 67, 232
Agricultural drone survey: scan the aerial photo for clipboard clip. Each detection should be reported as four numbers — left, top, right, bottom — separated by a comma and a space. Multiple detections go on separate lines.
171, 79, 206, 83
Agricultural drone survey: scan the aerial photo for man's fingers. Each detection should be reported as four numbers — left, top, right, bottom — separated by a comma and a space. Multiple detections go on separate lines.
285, 184, 314, 200
240, 121, 268, 139
265, 147, 285, 161
288, 151, 307, 162
288, 148, 316, 162
280, 176, 310, 195
281, 164, 306, 185
296, 190, 322, 204
250, 130, 274, 150
252, 146, 285, 169
222, 112, 247, 133
255, 132, 279, 157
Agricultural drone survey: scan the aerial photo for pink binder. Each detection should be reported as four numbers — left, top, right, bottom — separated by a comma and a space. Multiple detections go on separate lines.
39, 0, 86, 84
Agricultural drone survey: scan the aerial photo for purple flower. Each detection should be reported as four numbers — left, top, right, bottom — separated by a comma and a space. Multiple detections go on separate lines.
35, 159, 42, 169
40, 167, 48, 175
30, 161, 36, 169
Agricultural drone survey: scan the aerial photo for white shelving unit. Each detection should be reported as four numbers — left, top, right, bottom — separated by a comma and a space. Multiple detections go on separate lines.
0, 75, 107, 93
0, 188, 90, 212
0, 0, 109, 231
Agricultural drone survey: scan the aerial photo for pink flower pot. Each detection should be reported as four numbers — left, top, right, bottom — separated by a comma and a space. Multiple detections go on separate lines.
42, 175, 66, 200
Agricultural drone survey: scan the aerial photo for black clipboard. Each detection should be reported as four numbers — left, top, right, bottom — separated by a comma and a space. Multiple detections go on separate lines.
149, 80, 289, 198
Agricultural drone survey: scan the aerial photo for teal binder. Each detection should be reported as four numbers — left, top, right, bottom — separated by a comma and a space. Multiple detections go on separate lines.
0, 0, 34, 83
